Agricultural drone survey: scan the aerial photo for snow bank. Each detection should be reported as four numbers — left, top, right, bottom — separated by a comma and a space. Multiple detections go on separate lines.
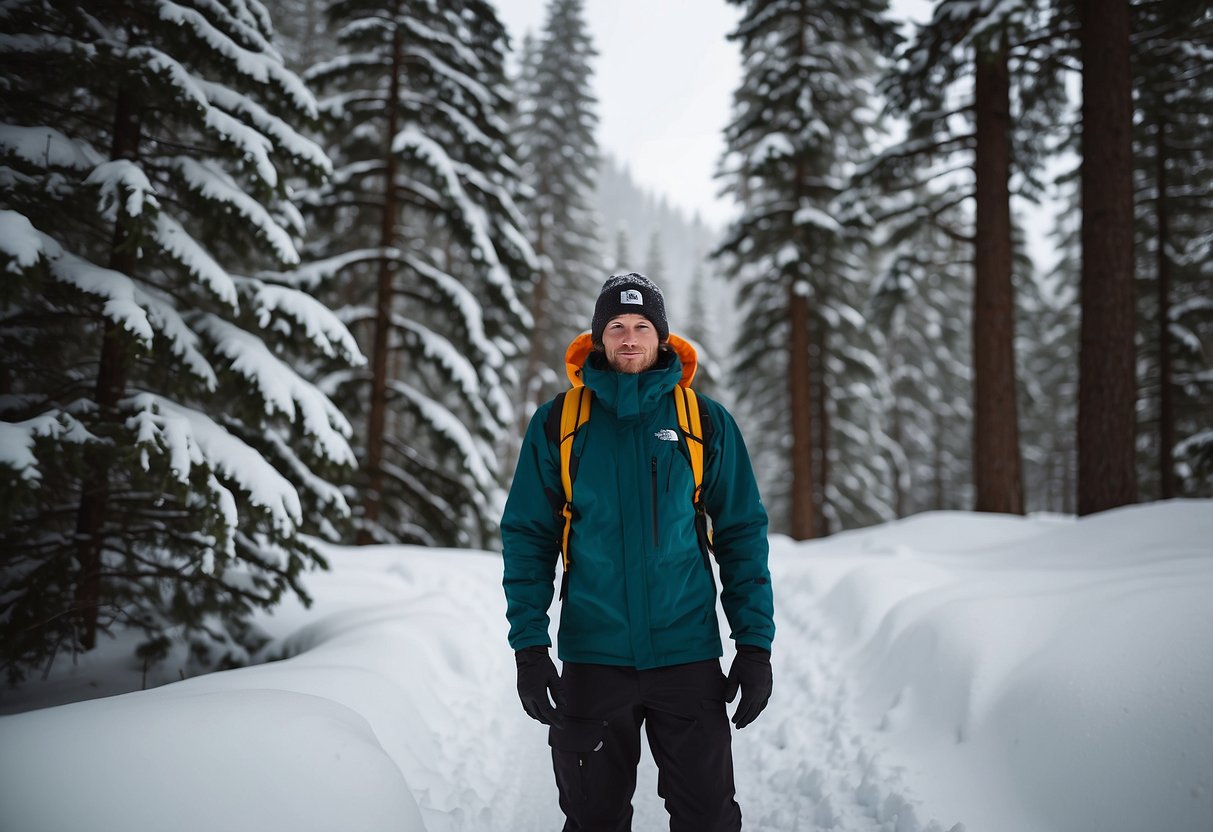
0, 546, 548, 832
1, 501, 1210, 832
0, 686, 421, 832
775, 500, 1213, 832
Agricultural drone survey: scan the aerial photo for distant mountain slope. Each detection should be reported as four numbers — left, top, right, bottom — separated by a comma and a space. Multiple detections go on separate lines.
594, 156, 718, 319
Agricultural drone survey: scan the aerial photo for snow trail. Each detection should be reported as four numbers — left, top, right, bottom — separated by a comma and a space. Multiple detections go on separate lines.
266, 544, 959, 830
386, 544, 959, 831
733, 562, 958, 831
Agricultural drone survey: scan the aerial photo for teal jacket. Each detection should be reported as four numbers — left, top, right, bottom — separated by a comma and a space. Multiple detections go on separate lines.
501, 335, 774, 670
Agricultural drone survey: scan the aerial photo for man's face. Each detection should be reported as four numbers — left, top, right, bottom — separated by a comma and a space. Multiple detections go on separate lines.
602, 314, 660, 373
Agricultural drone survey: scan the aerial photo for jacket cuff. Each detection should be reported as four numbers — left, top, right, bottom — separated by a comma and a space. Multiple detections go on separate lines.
512, 639, 552, 652
735, 637, 772, 653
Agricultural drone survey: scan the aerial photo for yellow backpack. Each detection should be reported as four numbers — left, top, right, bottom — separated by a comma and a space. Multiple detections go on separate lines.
547, 334, 713, 598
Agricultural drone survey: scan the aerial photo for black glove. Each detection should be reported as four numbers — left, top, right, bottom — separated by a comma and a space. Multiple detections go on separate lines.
725, 645, 772, 729
515, 646, 566, 728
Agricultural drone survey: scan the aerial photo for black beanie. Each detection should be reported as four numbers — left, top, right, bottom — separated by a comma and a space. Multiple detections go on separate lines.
591, 273, 669, 344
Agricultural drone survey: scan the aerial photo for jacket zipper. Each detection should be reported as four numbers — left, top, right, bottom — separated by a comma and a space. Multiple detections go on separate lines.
650, 456, 659, 547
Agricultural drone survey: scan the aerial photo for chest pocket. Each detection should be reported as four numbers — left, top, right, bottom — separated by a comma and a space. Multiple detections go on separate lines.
647, 426, 700, 558
650, 428, 691, 496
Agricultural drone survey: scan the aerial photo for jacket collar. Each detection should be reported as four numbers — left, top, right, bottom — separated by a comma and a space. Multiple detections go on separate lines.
563, 333, 699, 421
564, 332, 698, 386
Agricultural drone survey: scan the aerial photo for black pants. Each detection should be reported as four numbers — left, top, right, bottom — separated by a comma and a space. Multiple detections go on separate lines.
549, 659, 742, 832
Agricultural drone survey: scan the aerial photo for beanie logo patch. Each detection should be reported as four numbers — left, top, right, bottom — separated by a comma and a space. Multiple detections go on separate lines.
620, 289, 643, 305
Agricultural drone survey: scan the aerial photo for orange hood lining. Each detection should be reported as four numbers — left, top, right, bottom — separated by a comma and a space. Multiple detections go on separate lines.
564, 332, 698, 388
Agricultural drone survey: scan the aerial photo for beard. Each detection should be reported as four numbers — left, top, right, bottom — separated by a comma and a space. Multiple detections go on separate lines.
607, 346, 658, 374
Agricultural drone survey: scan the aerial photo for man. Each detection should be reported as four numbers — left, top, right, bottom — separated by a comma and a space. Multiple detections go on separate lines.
501, 273, 775, 831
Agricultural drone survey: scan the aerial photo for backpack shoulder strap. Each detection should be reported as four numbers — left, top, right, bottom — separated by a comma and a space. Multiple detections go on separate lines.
543, 391, 566, 446
556, 387, 591, 588
674, 386, 715, 564
674, 386, 706, 504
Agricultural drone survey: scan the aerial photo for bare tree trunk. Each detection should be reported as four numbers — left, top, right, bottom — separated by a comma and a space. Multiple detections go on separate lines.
813, 319, 831, 536
360, 19, 402, 544
889, 392, 906, 518
787, 280, 816, 540
1155, 114, 1175, 499
1062, 442, 1075, 514
522, 220, 550, 419
786, 9, 818, 541
1077, 0, 1138, 515
75, 87, 142, 649
933, 408, 947, 508
972, 44, 1025, 515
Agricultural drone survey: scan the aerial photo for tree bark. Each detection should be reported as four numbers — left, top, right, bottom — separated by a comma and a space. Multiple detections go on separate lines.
360, 19, 403, 544
787, 280, 816, 540
522, 218, 550, 416
812, 318, 831, 536
787, 9, 819, 542
933, 411, 946, 509
972, 44, 1025, 515
74, 87, 142, 649
1077, 0, 1138, 515
1155, 114, 1174, 499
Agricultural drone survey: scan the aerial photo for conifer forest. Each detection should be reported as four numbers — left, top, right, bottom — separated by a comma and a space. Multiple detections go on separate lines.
1, 0, 1209, 682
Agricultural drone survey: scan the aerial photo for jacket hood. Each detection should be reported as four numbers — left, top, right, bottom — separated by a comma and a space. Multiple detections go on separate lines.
563, 332, 699, 388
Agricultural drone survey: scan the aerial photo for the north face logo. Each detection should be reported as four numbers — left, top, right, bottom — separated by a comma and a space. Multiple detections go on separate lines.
620, 289, 643, 305
654, 429, 678, 441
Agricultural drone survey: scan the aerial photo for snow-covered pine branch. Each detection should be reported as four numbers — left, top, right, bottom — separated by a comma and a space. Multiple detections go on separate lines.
0, 0, 353, 683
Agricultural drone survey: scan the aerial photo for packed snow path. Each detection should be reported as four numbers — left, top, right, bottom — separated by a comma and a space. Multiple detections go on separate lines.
275, 544, 962, 831
2, 503, 1210, 832
494, 566, 957, 831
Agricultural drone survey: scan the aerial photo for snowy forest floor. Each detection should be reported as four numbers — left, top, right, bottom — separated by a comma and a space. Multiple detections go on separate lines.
2, 501, 1211, 832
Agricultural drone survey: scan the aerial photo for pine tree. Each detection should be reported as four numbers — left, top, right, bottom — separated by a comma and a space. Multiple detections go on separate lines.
296, 0, 532, 548
643, 229, 670, 313
873, 0, 1076, 516
613, 225, 633, 271
681, 259, 725, 401
1018, 195, 1081, 513
1028, 0, 1212, 504
970, 0, 1211, 509
716, 0, 900, 537
871, 199, 975, 516
645, 230, 667, 280
0, 0, 358, 681
269, 0, 335, 73
1130, 0, 1213, 499
685, 262, 710, 349
514, 0, 602, 408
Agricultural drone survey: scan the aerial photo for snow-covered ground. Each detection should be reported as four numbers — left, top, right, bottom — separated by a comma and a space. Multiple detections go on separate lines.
1, 500, 1211, 832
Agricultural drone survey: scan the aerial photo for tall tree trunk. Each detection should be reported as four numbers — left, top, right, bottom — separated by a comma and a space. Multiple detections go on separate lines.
360, 21, 403, 544
972, 44, 1025, 515
933, 412, 946, 508
75, 87, 142, 649
1155, 114, 1175, 499
788, 280, 816, 540
786, 9, 817, 541
1061, 438, 1075, 514
522, 219, 550, 418
813, 319, 831, 536
1077, 0, 1137, 515
889, 391, 906, 518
